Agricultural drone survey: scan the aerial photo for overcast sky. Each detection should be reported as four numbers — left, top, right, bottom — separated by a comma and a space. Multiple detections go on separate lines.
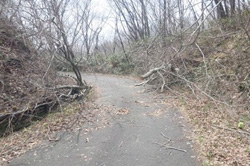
92, 0, 115, 41
90, 0, 205, 41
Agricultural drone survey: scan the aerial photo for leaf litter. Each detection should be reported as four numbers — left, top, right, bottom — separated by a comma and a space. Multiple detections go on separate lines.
0, 99, 130, 166
164, 90, 250, 166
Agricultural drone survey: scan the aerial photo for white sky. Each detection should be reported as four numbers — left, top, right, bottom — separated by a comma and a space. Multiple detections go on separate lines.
90, 0, 206, 41
92, 0, 115, 41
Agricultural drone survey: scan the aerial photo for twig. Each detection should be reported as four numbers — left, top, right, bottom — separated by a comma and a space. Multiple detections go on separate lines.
76, 128, 82, 143
153, 142, 187, 153
212, 125, 250, 137
166, 70, 230, 106
55, 85, 84, 90
135, 75, 155, 86
59, 90, 87, 101
54, 93, 63, 112
135, 78, 151, 86
157, 70, 166, 93
160, 132, 171, 141
190, 0, 224, 37
42, 51, 56, 82
195, 42, 209, 77
118, 141, 123, 148
47, 126, 59, 142
0, 79, 4, 93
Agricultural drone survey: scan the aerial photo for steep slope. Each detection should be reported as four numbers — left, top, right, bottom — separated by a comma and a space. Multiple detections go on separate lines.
0, 19, 56, 135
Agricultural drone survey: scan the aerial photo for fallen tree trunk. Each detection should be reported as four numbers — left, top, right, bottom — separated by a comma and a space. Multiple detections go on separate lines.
55, 85, 86, 95
137, 64, 172, 92
0, 84, 91, 137
58, 85, 91, 101
140, 65, 165, 79
0, 98, 56, 137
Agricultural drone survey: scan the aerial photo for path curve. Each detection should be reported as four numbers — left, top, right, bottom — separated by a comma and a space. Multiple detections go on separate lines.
10, 74, 198, 166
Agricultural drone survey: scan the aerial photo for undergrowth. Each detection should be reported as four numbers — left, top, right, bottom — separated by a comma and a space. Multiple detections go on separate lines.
94, 13, 250, 166
161, 15, 250, 166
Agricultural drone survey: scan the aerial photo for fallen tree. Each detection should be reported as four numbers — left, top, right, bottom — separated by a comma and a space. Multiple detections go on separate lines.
140, 65, 165, 79
57, 84, 91, 101
0, 82, 91, 137
136, 65, 170, 92
0, 97, 56, 137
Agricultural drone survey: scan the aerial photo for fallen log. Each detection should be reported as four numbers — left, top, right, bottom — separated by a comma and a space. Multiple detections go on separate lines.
140, 65, 165, 79
0, 98, 56, 137
59, 87, 90, 101
137, 64, 171, 92
55, 85, 90, 96
0, 85, 91, 137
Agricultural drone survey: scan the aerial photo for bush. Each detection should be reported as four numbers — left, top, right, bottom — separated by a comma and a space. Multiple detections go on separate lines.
109, 54, 134, 74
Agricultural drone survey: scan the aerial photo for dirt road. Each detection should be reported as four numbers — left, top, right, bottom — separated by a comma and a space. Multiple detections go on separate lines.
10, 74, 198, 166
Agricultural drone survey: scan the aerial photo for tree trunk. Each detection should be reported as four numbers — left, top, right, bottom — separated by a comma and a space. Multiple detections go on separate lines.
162, 0, 167, 47
214, 0, 227, 18
229, 0, 236, 15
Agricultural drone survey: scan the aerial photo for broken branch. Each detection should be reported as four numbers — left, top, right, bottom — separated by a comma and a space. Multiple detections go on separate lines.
212, 125, 250, 138
140, 65, 165, 79
153, 142, 187, 153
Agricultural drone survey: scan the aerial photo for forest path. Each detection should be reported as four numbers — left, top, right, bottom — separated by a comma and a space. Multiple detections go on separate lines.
10, 73, 198, 166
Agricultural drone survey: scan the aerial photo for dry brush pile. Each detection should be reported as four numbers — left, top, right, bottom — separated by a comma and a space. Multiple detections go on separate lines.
131, 17, 250, 165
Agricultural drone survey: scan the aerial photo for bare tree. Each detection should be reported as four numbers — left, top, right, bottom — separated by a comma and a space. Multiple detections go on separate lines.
36, 0, 85, 87
230, 0, 236, 15
214, 0, 227, 18
111, 0, 151, 41
9, 0, 105, 87
177, 0, 184, 29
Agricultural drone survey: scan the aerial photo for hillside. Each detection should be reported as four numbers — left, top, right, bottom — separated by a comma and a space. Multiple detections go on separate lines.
131, 18, 250, 166
80, 15, 250, 165
1, 0, 250, 166
0, 19, 61, 136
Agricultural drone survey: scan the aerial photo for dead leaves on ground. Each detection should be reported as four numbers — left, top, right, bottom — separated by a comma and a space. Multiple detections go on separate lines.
164, 90, 250, 166
116, 108, 130, 115
145, 109, 165, 118
0, 102, 130, 165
